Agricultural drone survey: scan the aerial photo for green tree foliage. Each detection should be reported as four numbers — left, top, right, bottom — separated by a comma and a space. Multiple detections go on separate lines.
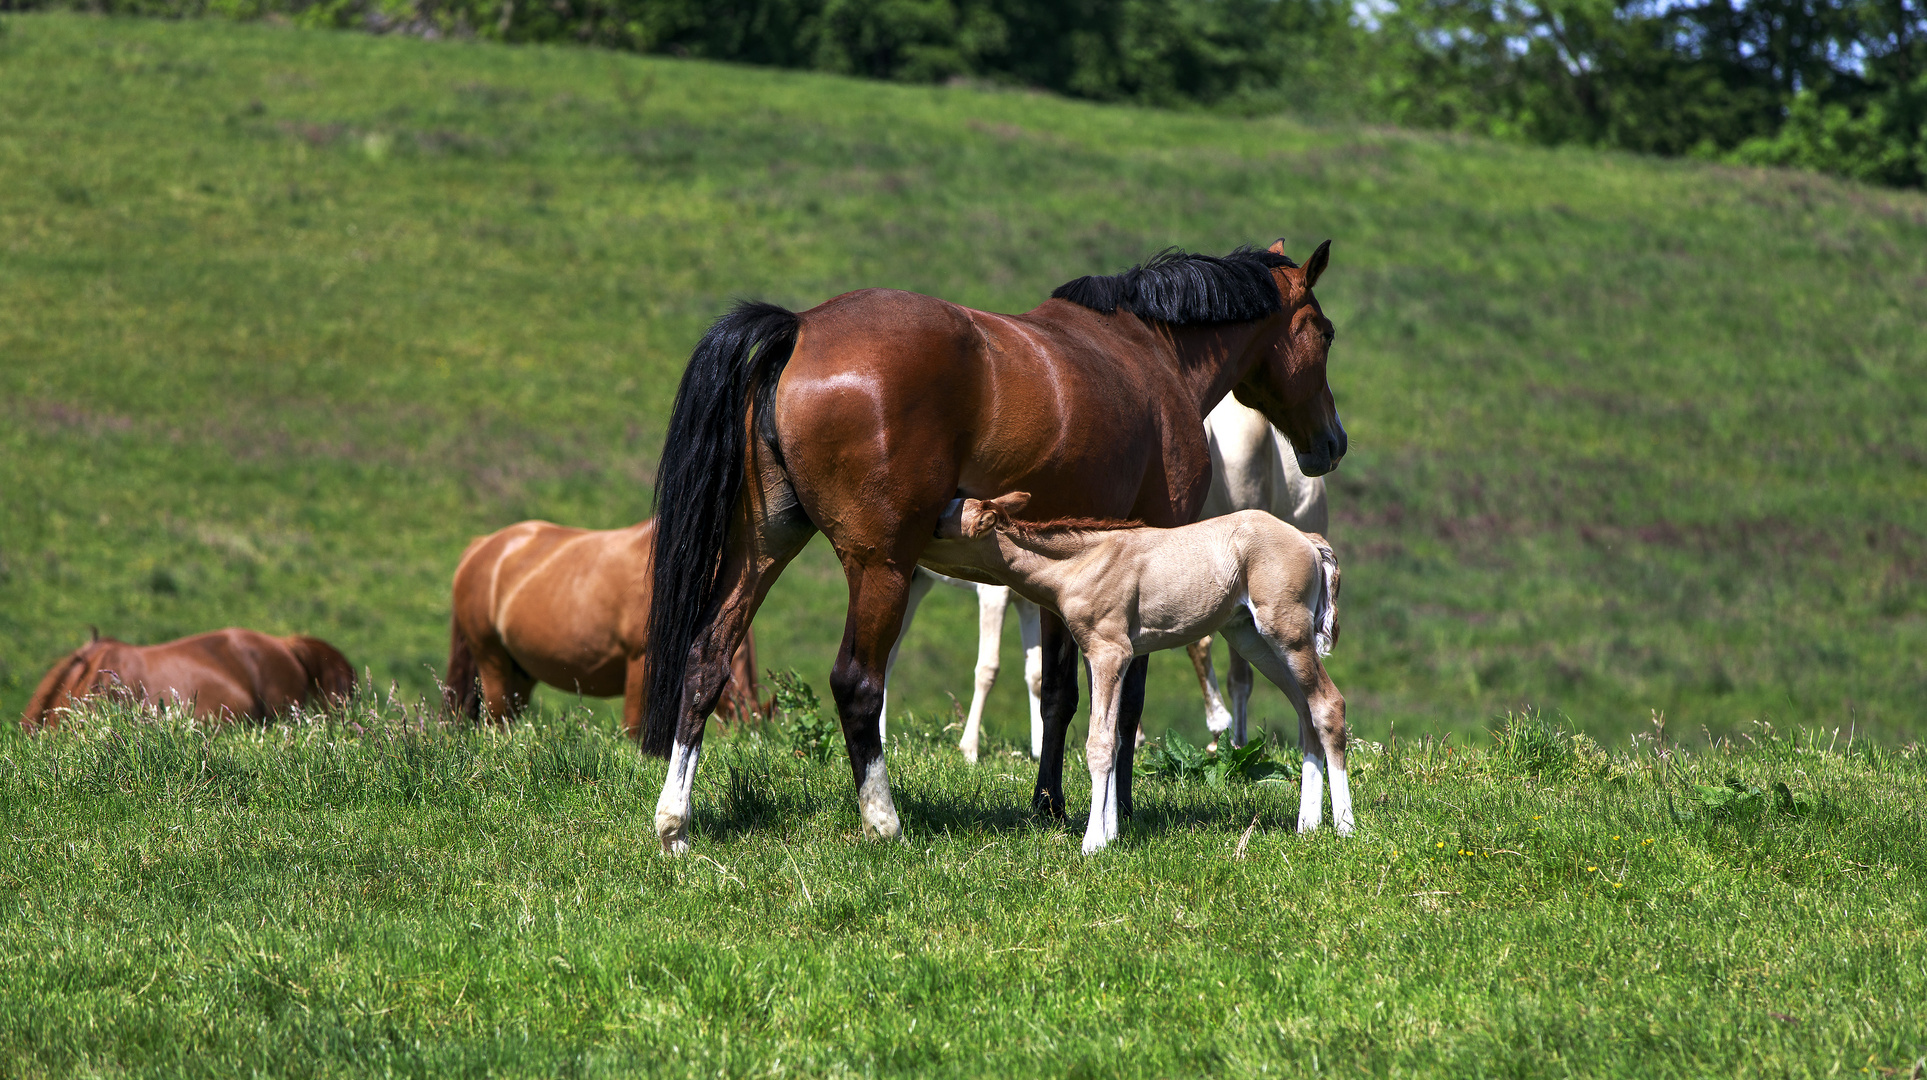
1, 0, 1921, 184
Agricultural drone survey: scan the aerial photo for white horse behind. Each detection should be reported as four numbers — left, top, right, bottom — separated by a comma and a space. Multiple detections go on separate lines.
883, 396, 1327, 761
930, 492, 1351, 854
1187, 396, 1328, 750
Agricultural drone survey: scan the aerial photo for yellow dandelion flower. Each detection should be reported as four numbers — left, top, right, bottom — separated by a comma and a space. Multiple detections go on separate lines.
1586, 865, 1597, 872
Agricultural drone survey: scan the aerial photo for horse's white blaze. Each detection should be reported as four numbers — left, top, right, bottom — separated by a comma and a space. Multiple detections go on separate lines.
1298, 751, 1325, 834
857, 757, 901, 840
654, 740, 702, 855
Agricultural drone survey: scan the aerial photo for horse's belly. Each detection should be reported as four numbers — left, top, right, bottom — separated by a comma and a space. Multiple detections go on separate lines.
503, 632, 628, 698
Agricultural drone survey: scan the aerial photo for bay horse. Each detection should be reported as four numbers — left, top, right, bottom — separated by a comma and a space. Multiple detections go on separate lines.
931, 492, 1349, 852
643, 240, 1344, 853
446, 518, 767, 733
21, 627, 356, 731
1183, 394, 1330, 751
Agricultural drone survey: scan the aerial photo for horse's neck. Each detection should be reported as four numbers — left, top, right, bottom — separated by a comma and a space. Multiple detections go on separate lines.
1165, 320, 1276, 417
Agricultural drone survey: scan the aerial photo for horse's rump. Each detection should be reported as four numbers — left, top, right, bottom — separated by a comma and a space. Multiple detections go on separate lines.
286, 635, 356, 706
20, 644, 97, 732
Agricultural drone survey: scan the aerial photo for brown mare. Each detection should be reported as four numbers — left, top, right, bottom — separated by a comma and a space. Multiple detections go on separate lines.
642, 241, 1344, 852
446, 518, 767, 733
21, 627, 356, 731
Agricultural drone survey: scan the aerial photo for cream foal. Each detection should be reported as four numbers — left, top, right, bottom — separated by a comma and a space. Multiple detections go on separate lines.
931, 493, 1353, 854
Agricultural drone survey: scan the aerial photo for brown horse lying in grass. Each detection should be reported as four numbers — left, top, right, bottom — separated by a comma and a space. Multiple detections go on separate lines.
446, 518, 767, 735
21, 628, 356, 731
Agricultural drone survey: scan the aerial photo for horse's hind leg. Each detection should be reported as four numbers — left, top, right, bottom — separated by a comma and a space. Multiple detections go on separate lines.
655, 501, 816, 854
1186, 638, 1235, 751
478, 649, 534, 727
957, 584, 1009, 764
829, 556, 922, 840
879, 567, 936, 744
1115, 655, 1147, 819
1030, 609, 1080, 818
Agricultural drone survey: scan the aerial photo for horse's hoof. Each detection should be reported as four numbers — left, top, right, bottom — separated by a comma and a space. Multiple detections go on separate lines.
958, 741, 979, 764
1081, 835, 1109, 855
861, 811, 902, 841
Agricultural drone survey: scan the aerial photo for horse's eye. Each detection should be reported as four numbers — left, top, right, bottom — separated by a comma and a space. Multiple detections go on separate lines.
1322, 326, 1336, 346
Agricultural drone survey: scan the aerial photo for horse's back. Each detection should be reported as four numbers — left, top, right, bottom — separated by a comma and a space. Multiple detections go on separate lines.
462, 520, 648, 698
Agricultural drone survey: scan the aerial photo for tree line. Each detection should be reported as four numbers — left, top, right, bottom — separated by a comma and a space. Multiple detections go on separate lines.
15, 0, 1926, 187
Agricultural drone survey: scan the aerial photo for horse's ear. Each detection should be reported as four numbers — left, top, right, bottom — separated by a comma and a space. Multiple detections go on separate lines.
1267, 238, 1287, 256
88, 625, 99, 643
1302, 239, 1331, 289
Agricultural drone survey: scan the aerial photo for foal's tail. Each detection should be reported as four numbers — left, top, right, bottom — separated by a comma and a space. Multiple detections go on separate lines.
1304, 533, 1341, 657
445, 619, 481, 720
641, 301, 801, 757
290, 635, 358, 707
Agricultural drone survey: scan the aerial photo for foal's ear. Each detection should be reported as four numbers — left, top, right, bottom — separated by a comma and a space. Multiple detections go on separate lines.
988, 491, 1031, 517
1302, 239, 1331, 289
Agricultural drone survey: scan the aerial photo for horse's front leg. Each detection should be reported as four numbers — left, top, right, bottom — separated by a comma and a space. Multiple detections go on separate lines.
1016, 598, 1044, 759
1082, 646, 1131, 854
958, 584, 1009, 764
1115, 655, 1147, 819
830, 560, 920, 841
1031, 610, 1079, 818
1186, 638, 1235, 750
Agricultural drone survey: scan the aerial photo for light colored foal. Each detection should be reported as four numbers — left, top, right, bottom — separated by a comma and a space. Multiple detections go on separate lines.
1184, 395, 1330, 751
932, 493, 1352, 854
884, 569, 1044, 762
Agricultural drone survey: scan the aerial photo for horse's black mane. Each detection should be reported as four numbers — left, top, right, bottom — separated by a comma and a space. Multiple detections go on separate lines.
1050, 245, 1298, 325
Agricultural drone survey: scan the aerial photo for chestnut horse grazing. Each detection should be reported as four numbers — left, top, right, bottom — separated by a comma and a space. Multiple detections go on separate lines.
21, 628, 356, 731
644, 241, 1344, 853
1184, 395, 1330, 751
931, 493, 1350, 852
446, 518, 766, 734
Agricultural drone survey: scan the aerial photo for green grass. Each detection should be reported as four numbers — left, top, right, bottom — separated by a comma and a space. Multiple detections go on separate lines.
1, 15, 1923, 746
4, 15, 1926, 1077
3, 697, 1924, 1076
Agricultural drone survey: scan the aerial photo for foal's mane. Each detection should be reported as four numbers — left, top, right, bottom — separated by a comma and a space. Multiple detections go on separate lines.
1050, 245, 1298, 325
999, 515, 1145, 538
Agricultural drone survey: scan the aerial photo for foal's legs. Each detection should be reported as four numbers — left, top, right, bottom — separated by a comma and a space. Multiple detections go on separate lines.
1016, 598, 1044, 759
1220, 621, 1353, 835
1226, 648, 1255, 750
1080, 645, 1132, 854
1185, 637, 1237, 750
1030, 610, 1080, 818
879, 567, 937, 744
957, 584, 1010, 764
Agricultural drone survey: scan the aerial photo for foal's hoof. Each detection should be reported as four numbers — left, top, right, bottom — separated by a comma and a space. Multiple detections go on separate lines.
655, 812, 690, 856
958, 740, 980, 765
861, 811, 902, 841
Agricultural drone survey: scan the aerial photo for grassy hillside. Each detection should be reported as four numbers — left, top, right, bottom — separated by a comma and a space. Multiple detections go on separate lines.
3, 702, 1923, 1076
1, 14, 1924, 746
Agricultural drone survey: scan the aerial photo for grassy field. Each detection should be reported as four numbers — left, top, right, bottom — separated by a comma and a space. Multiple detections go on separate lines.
2, 700, 1924, 1076
1, 21, 1925, 1073
1, 14, 1923, 747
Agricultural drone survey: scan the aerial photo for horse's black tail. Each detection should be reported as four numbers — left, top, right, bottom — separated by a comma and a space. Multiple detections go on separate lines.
641, 301, 801, 757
